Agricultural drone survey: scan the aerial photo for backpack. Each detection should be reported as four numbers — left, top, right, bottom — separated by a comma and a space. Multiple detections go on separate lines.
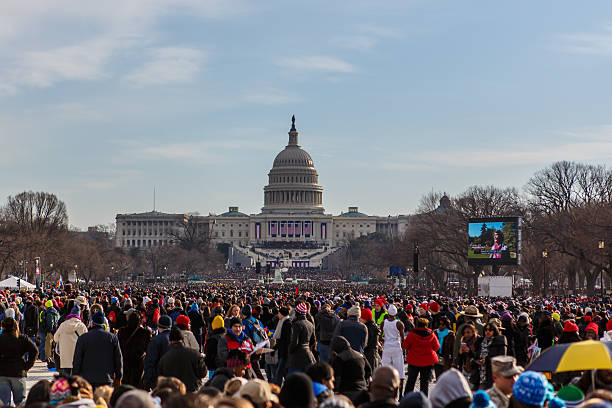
46, 309, 59, 334
245, 317, 267, 344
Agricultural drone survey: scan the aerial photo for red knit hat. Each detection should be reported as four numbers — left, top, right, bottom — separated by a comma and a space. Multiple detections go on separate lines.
419, 303, 428, 311
361, 308, 373, 321
586, 322, 599, 333
429, 302, 440, 313
176, 315, 190, 327
296, 302, 308, 314
563, 321, 579, 332
584, 315, 592, 322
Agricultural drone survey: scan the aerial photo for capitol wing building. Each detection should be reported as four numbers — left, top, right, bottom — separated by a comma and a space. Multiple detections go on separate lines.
115, 117, 411, 268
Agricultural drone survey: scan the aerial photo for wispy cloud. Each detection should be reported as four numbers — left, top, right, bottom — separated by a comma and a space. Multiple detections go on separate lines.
277, 56, 356, 73
369, 125, 612, 171
124, 47, 206, 85
331, 24, 401, 51
331, 35, 377, 51
0, 36, 121, 94
115, 137, 276, 163
557, 24, 612, 55
243, 89, 302, 105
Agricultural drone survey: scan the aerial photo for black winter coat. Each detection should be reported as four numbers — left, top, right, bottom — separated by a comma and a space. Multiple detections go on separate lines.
72, 326, 123, 386
536, 320, 555, 350
205, 328, 225, 369
0, 334, 38, 377
158, 343, 208, 392
364, 320, 380, 370
118, 325, 151, 388
23, 303, 39, 337
330, 336, 371, 396
315, 309, 340, 345
287, 316, 316, 370
474, 334, 507, 389
276, 318, 292, 360
143, 329, 170, 388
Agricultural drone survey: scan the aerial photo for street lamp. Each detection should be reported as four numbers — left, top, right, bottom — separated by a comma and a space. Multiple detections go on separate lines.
600, 241, 605, 297
542, 250, 548, 296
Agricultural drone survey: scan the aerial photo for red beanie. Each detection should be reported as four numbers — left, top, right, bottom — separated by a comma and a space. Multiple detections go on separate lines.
586, 322, 599, 333
429, 302, 440, 313
361, 308, 373, 321
584, 315, 592, 322
563, 321, 579, 332
606, 320, 612, 332
420, 303, 428, 311
176, 315, 190, 327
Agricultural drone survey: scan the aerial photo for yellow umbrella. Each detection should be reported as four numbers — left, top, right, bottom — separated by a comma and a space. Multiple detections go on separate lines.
528, 340, 612, 372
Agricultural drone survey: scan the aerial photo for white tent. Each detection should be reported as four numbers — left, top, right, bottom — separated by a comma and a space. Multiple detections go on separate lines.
0, 275, 36, 289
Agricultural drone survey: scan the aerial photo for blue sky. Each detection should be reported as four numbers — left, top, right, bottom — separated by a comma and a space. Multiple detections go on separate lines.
1, 1, 612, 229
468, 222, 503, 238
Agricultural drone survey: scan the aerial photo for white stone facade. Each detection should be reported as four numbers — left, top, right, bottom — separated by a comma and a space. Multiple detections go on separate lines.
115, 118, 411, 264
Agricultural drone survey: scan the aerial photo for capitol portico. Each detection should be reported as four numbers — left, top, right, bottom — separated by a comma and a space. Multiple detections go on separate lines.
115, 117, 411, 268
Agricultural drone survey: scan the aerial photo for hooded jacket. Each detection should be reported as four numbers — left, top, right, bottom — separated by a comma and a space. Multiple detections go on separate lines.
315, 308, 340, 345
330, 336, 371, 394
429, 368, 473, 408
403, 327, 440, 367
54, 315, 88, 369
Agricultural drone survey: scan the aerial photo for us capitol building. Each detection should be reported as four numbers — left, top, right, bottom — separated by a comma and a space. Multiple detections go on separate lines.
115, 117, 411, 268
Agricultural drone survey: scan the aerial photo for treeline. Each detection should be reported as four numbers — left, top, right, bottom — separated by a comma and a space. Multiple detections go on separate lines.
336, 161, 612, 296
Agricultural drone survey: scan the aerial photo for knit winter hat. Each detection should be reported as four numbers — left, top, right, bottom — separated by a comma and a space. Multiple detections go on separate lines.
279, 373, 316, 408
176, 314, 190, 327
242, 304, 252, 317
563, 321, 579, 332
296, 302, 308, 314
557, 385, 584, 408
552, 312, 560, 322
513, 371, 549, 407
3, 308, 16, 320
388, 304, 398, 316
549, 397, 566, 408
401, 392, 432, 408
70, 305, 81, 316
347, 305, 361, 318
586, 322, 599, 333
361, 308, 373, 321
158, 315, 172, 329
92, 310, 105, 326
229, 317, 242, 328
45, 300, 53, 308
212, 315, 225, 330
429, 302, 440, 313
470, 390, 495, 408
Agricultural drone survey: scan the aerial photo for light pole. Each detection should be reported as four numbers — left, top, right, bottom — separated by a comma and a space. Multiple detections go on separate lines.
600, 241, 605, 298
542, 250, 548, 296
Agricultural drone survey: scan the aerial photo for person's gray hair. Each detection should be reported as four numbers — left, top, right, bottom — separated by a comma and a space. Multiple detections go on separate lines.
115, 390, 157, 408
319, 395, 355, 408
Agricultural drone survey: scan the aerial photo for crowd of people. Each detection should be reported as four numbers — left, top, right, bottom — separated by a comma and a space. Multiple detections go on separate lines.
1, 282, 612, 408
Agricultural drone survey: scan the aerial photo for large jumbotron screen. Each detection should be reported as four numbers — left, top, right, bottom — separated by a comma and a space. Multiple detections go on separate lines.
468, 217, 521, 265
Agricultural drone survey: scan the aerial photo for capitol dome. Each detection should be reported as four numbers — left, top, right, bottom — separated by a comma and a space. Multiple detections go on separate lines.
262, 116, 324, 214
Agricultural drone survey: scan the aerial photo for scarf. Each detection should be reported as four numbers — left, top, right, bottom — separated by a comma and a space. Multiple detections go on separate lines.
227, 330, 246, 344
437, 328, 449, 354
480, 336, 493, 385
273, 316, 288, 341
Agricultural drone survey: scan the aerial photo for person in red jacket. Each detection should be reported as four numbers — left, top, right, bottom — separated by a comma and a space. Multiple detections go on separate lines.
403, 317, 439, 396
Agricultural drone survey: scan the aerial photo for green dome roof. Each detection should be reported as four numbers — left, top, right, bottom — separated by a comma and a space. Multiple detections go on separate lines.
220, 207, 248, 217
340, 207, 367, 217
